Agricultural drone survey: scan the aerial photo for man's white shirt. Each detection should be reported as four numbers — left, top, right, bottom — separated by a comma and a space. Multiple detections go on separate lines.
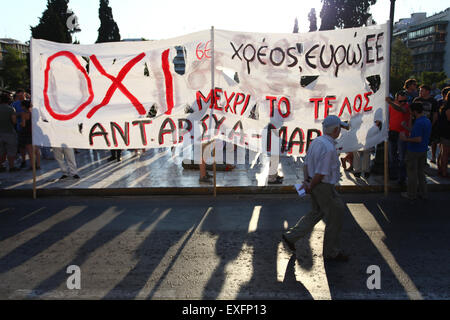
305, 134, 340, 185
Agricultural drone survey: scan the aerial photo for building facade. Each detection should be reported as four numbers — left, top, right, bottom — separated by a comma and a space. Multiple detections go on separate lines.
393, 8, 450, 78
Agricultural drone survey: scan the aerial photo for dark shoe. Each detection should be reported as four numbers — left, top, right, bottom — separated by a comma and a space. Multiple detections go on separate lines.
364, 172, 370, 179
73, 174, 80, 179
268, 175, 283, 184
324, 252, 349, 262
282, 234, 296, 253
59, 174, 68, 180
107, 156, 116, 162
117, 157, 122, 162
354, 172, 361, 178
9, 167, 20, 172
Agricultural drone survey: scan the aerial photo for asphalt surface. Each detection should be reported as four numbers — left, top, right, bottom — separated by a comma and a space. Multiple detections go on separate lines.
0, 192, 449, 300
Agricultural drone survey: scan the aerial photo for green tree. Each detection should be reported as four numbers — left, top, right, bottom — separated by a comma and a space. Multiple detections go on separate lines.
31, 0, 72, 43
0, 47, 29, 90
390, 39, 414, 94
96, 0, 121, 43
308, 8, 318, 32
320, 0, 377, 30
417, 71, 448, 88
319, 0, 338, 30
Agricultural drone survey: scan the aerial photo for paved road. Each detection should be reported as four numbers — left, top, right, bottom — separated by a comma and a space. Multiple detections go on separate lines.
0, 192, 449, 300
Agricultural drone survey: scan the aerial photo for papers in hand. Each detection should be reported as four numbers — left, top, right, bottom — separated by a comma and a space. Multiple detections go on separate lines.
294, 184, 306, 197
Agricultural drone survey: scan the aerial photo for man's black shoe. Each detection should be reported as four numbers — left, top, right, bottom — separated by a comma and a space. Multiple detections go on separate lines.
324, 252, 349, 263
107, 156, 116, 162
59, 174, 68, 180
73, 175, 80, 179
282, 234, 296, 253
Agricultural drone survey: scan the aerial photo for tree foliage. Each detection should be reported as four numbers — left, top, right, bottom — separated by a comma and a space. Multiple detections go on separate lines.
319, 0, 377, 30
417, 71, 448, 89
390, 39, 414, 94
31, 0, 72, 43
0, 47, 29, 90
96, 0, 121, 43
308, 8, 318, 32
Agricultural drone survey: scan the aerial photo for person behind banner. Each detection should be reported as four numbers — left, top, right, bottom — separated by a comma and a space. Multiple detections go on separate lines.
404, 78, 418, 104
20, 100, 41, 170
400, 102, 431, 200
53, 146, 80, 180
413, 85, 439, 164
282, 115, 349, 262
0, 92, 19, 172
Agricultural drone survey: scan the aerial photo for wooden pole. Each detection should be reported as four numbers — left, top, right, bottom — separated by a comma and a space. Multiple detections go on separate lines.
384, 0, 396, 196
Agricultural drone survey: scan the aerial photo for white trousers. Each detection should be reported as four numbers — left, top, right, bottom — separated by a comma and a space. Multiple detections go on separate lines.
353, 150, 370, 173
53, 147, 78, 176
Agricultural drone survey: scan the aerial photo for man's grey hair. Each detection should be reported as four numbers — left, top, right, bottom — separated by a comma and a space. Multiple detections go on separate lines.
323, 124, 339, 135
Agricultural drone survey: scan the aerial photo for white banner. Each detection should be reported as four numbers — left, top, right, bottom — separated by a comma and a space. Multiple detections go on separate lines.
31, 24, 389, 156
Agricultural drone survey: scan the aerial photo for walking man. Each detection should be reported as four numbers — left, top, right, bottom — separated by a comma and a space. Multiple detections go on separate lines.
282, 115, 349, 262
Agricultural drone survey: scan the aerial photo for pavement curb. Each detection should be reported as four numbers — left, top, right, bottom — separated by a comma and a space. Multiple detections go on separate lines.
1, 183, 450, 197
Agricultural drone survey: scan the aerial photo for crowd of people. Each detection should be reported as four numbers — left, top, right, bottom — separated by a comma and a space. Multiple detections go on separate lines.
0, 89, 39, 173
385, 79, 450, 199
338, 79, 450, 195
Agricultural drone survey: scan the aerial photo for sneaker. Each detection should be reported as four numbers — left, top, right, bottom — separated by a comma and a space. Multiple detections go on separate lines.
73, 174, 80, 179
324, 252, 349, 263
268, 175, 284, 184
282, 234, 296, 253
59, 174, 68, 180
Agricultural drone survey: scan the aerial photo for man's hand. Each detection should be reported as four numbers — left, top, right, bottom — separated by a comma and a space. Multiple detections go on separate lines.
302, 181, 312, 194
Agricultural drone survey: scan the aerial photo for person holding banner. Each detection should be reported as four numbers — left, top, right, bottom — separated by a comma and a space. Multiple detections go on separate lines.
282, 115, 349, 262
19, 100, 40, 170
